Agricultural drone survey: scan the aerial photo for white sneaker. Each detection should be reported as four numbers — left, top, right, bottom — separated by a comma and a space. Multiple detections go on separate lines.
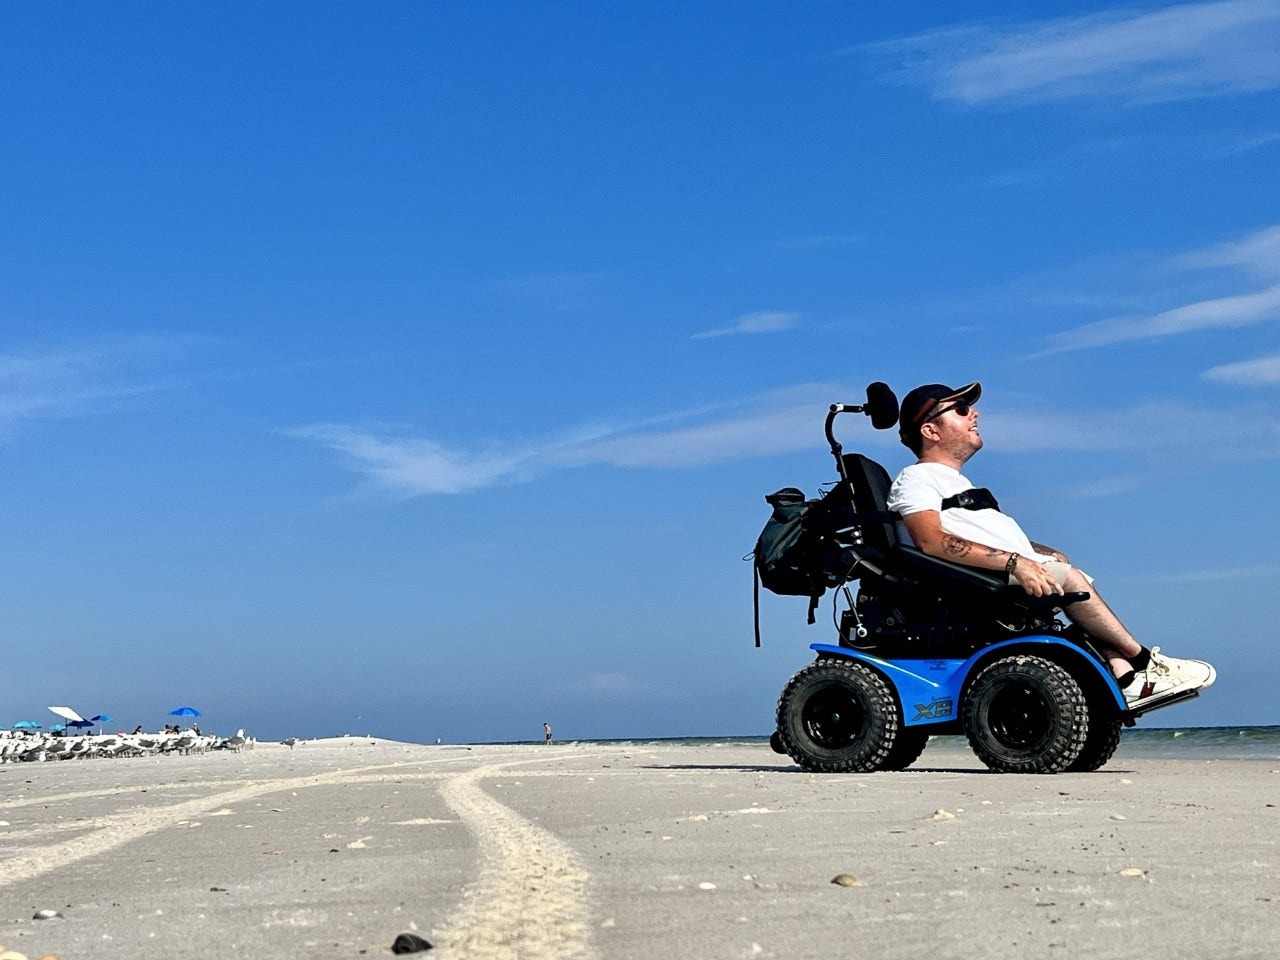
1124, 646, 1216, 704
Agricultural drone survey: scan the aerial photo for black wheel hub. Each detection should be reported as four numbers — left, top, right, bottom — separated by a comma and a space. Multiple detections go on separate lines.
801, 684, 866, 750
986, 681, 1052, 749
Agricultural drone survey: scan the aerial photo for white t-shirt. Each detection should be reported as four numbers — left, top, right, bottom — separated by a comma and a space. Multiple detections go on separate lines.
886, 461, 1053, 562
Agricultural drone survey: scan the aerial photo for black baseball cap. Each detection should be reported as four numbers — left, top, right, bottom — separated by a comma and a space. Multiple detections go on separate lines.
898, 381, 981, 447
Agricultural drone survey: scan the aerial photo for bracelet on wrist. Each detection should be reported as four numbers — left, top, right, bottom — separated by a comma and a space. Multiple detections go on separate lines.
1005, 553, 1020, 575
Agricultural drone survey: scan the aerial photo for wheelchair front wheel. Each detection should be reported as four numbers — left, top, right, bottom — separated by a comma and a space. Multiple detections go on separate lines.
1066, 711, 1123, 772
962, 655, 1088, 774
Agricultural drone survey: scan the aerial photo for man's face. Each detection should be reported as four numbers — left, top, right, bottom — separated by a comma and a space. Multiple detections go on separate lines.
923, 402, 982, 460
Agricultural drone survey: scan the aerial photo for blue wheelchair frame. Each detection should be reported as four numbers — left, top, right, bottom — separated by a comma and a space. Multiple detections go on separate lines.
809, 635, 1129, 729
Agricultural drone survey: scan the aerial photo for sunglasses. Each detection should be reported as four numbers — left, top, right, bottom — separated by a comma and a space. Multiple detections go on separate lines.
922, 400, 972, 423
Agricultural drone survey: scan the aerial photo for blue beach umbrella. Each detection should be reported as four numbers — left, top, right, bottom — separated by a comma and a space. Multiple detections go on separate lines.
169, 706, 201, 718
50, 724, 66, 732
91, 714, 113, 734
13, 720, 41, 730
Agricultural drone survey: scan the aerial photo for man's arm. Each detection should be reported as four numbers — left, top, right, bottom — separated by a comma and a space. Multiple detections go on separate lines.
900, 510, 1062, 597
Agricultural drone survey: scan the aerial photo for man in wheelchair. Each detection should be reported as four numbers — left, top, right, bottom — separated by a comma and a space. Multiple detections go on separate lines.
888, 381, 1215, 708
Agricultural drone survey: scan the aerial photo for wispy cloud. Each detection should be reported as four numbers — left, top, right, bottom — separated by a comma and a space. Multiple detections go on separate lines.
1040, 282, 1280, 353
691, 311, 799, 340
1215, 130, 1280, 154
0, 337, 188, 438
1204, 351, 1280, 384
546, 391, 843, 468
963, 136, 1135, 193
1036, 224, 1280, 354
1176, 224, 1280, 278
984, 401, 1280, 459
866, 0, 1280, 105
288, 383, 887, 497
285, 424, 537, 496
293, 385, 1280, 499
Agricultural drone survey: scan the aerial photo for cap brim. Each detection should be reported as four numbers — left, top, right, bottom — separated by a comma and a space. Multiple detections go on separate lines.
942, 381, 981, 406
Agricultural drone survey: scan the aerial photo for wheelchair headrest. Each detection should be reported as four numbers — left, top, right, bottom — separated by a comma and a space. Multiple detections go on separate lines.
864, 381, 899, 430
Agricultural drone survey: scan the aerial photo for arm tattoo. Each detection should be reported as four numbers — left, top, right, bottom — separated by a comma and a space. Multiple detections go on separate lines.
1030, 541, 1064, 561
985, 546, 1004, 559
942, 535, 971, 559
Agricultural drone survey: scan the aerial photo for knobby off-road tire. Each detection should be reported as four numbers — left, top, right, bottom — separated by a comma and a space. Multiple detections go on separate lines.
962, 655, 1088, 774
776, 659, 902, 772
1066, 712, 1123, 772
881, 729, 930, 771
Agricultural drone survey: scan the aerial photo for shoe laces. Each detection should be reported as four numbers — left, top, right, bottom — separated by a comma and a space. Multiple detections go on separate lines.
1146, 646, 1173, 678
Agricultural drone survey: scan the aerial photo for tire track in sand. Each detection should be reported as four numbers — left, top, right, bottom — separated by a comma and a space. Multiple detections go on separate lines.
0, 753, 597, 959
434, 762, 595, 960
0, 757, 489, 890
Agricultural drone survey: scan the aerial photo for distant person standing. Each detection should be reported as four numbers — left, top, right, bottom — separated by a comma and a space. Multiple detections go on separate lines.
543, 722, 553, 745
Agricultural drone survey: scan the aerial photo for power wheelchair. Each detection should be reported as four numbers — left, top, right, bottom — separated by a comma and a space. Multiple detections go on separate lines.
757, 383, 1203, 774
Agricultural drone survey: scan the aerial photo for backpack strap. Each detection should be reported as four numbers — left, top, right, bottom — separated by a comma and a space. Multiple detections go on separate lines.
752, 564, 822, 646
941, 487, 1000, 512
753, 563, 762, 647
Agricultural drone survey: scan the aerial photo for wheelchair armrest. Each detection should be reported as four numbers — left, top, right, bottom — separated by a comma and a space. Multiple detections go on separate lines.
890, 546, 1091, 608
890, 545, 1008, 593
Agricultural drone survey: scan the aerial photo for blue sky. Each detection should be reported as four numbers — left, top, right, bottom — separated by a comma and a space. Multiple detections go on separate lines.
3, 2, 1279, 742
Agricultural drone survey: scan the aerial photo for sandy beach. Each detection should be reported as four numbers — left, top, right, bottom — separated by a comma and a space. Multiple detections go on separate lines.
1, 738, 1276, 959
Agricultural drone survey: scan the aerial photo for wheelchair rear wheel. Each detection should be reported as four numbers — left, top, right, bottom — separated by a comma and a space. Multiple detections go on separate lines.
776, 659, 904, 772
881, 728, 930, 771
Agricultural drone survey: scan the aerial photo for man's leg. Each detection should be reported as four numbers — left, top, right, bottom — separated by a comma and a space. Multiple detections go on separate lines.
1056, 568, 1141, 675
1044, 565, 1216, 699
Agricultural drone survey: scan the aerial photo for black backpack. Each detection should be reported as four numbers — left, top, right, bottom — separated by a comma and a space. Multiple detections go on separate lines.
750, 486, 856, 645
754, 488, 820, 596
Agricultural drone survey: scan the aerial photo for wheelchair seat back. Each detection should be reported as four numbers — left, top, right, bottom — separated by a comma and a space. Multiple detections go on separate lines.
839, 452, 898, 556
